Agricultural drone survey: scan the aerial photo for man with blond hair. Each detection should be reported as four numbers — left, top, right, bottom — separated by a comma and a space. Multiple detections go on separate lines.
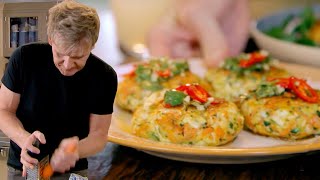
0, 0, 117, 179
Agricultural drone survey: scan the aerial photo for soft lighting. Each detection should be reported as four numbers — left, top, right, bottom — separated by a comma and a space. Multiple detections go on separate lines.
132, 43, 149, 59
132, 43, 146, 53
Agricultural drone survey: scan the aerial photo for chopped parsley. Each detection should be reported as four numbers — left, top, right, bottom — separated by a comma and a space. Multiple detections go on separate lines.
149, 133, 160, 141
164, 90, 187, 106
222, 53, 271, 75
134, 58, 189, 91
254, 82, 285, 98
291, 128, 300, 134
263, 121, 271, 126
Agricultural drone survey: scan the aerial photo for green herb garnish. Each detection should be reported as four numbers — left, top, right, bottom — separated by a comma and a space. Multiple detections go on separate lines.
164, 90, 186, 106
255, 82, 285, 98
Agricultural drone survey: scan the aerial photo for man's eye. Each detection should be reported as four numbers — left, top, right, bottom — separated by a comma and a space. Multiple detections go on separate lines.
71, 56, 84, 60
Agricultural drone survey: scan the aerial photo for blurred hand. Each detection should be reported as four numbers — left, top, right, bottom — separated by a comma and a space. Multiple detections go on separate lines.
147, 0, 250, 67
50, 136, 79, 173
20, 131, 46, 177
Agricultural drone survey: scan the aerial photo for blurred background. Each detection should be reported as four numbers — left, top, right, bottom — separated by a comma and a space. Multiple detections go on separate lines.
107, 0, 320, 65
249, 0, 320, 19
1, 0, 319, 66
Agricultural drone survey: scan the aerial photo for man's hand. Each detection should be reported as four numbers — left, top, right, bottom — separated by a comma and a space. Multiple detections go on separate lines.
50, 136, 79, 173
147, 0, 250, 67
20, 130, 46, 177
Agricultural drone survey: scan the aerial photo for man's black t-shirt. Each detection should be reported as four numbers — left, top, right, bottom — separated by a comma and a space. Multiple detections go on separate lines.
1, 43, 118, 171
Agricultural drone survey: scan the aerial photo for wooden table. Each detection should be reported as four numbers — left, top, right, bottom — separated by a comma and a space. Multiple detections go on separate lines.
87, 143, 320, 180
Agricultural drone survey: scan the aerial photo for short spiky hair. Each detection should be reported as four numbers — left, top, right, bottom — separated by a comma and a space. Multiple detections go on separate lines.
47, 0, 100, 48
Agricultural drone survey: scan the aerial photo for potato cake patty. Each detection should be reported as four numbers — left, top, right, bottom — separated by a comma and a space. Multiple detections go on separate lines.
116, 58, 212, 112
132, 85, 244, 146
205, 51, 289, 101
240, 77, 320, 140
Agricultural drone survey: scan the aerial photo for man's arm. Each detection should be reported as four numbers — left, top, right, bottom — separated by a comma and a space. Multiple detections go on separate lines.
49, 113, 111, 173
78, 113, 111, 158
0, 84, 30, 147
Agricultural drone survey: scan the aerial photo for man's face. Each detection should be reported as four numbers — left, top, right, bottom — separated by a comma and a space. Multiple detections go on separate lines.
49, 38, 92, 76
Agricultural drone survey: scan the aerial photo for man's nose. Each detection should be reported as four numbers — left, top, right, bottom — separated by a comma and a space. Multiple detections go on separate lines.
63, 57, 73, 69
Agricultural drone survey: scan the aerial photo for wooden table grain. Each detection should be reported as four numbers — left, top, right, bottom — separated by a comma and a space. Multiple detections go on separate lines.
88, 143, 320, 180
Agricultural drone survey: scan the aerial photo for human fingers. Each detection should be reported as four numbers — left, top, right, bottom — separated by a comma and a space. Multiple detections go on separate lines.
171, 41, 197, 58
220, 0, 250, 56
59, 136, 79, 152
147, 16, 195, 58
23, 131, 45, 155
32, 130, 46, 145
50, 148, 69, 173
147, 24, 171, 57
187, 15, 229, 66
22, 165, 26, 177
201, 20, 229, 67
20, 131, 47, 173
50, 148, 78, 173
20, 151, 37, 169
20, 135, 39, 167
50, 136, 79, 172
175, 2, 230, 66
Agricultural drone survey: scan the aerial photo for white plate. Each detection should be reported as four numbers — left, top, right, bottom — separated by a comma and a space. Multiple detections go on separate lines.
108, 60, 320, 164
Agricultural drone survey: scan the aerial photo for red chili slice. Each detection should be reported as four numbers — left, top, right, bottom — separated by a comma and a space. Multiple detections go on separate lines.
289, 77, 318, 103
210, 98, 224, 105
176, 84, 190, 92
239, 52, 267, 68
251, 52, 267, 61
123, 69, 136, 77
157, 69, 171, 78
186, 85, 209, 103
267, 77, 291, 89
176, 84, 224, 105
122, 64, 139, 77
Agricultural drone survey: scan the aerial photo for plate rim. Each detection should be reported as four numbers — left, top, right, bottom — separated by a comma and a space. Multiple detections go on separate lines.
108, 131, 320, 157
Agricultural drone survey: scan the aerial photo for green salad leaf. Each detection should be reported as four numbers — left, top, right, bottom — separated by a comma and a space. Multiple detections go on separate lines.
264, 7, 318, 47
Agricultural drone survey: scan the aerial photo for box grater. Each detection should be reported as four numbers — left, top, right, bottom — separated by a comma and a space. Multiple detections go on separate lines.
26, 139, 50, 180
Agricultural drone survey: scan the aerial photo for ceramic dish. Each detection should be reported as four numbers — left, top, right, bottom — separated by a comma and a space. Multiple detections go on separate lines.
250, 5, 320, 67
108, 60, 320, 164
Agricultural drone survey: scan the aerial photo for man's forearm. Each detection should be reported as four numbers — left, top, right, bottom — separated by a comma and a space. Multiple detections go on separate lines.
78, 131, 108, 158
0, 110, 30, 148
